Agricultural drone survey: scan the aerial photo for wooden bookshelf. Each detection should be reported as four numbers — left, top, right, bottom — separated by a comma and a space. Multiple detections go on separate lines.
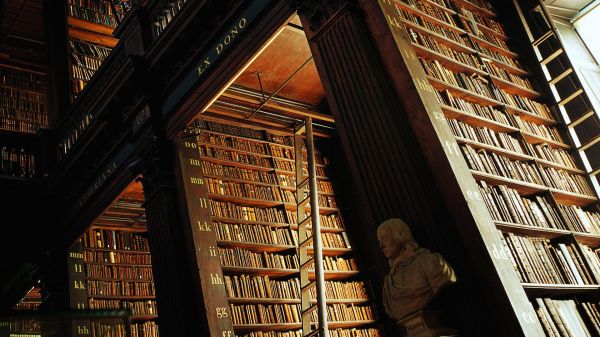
183, 120, 382, 336
71, 183, 159, 337
395, 0, 600, 333
0, 65, 48, 136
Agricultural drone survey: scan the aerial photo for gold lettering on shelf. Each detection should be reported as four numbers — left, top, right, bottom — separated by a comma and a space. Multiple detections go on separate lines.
190, 177, 204, 185
198, 220, 211, 231
184, 141, 198, 149
76, 302, 86, 309
209, 246, 218, 257
386, 14, 402, 28
216, 307, 228, 318
77, 325, 89, 335
189, 158, 201, 166
69, 252, 84, 259
198, 197, 208, 208
74, 263, 83, 273
73, 280, 86, 290
490, 243, 511, 261
222, 331, 234, 337
210, 273, 223, 285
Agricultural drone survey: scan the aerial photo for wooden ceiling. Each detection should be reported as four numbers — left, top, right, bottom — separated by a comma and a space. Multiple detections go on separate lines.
0, 0, 46, 71
205, 15, 335, 134
93, 179, 147, 229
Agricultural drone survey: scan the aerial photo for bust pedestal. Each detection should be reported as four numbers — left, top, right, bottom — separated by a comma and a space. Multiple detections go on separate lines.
399, 310, 458, 337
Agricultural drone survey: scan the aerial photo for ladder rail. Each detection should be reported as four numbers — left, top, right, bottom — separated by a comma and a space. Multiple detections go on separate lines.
295, 117, 329, 337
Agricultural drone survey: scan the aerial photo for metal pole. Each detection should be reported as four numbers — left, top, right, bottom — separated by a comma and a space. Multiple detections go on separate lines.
305, 117, 329, 337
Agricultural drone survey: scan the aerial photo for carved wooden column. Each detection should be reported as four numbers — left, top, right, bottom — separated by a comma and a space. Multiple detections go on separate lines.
296, 1, 543, 336
139, 137, 209, 337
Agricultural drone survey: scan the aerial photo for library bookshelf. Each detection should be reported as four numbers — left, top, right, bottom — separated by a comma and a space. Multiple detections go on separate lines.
178, 119, 384, 337
69, 183, 159, 337
389, 0, 600, 334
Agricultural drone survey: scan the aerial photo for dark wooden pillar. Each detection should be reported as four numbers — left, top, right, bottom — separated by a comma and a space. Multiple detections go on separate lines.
297, 2, 542, 336
139, 137, 209, 337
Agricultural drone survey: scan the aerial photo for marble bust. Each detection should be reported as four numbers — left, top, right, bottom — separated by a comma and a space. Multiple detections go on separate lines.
377, 218, 457, 337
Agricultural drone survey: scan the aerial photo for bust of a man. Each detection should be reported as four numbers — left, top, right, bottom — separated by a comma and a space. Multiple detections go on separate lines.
377, 218, 457, 332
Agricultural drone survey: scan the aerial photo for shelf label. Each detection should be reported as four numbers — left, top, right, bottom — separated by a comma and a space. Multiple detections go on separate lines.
209, 246, 218, 257
198, 220, 211, 231
74, 263, 83, 273
216, 307, 228, 318
210, 273, 224, 285
190, 158, 201, 166
521, 311, 538, 325
77, 326, 90, 335
222, 331, 234, 337
489, 243, 511, 261
432, 111, 445, 123
184, 141, 198, 149
443, 140, 461, 157
73, 280, 86, 290
199, 197, 209, 208
191, 177, 204, 185
465, 189, 482, 201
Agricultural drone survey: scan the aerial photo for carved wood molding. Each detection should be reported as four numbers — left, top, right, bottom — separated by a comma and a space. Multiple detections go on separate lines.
289, 0, 350, 29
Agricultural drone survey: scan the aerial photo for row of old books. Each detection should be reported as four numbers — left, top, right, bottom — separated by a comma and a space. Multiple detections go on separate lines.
201, 161, 278, 184
533, 298, 600, 337
229, 303, 374, 325
200, 145, 273, 169
459, 15, 509, 51
224, 275, 368, 300
397, 0, 459, 27
499, 231, 600, 285
0, 87, 47, 123
0, 66, 47, 134
420, 58, 497, 100
69, 39, 112, 97
88, 299, 157, 316
486, 62, 535, 91
240, 328, 381, 337
84, 250, 152, 265
206, 177, 281, 201
131, 322, 159, 337
213, 221, 295, 246
218, 247, 300, 270
0, 66, 46, 92
396, 6, 467, 45
0, 146, 35, 178
478, 181, 600, 233
409, 28, 483, 70
210, 200, 287, 223
82, 229, 150, 251
86, 280, 155, 297
85, 264, 154, 280
280, 189, 337, 208
286, 211, 345, 229
67, 0, 125, 27
447, 117, 526, 153
461, 144, 593, 196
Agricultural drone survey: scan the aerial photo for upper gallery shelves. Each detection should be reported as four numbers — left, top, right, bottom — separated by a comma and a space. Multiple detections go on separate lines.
201, 15, 335, 136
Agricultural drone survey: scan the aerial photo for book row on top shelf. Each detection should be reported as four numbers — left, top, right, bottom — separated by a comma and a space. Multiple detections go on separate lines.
190, 119, 384, 337
67, 0, 129, 29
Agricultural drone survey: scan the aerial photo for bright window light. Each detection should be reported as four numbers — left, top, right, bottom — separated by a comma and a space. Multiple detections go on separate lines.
574, 4, 600, 63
